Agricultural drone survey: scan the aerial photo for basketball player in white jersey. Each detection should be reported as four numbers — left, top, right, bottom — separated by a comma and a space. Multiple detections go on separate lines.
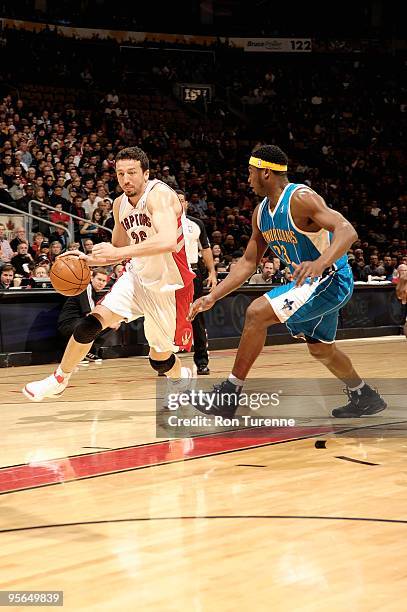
23, 147, 195, 401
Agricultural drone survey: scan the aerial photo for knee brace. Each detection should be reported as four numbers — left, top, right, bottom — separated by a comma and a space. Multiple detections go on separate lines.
73, 314, 103, 344
149, 353, 176, 375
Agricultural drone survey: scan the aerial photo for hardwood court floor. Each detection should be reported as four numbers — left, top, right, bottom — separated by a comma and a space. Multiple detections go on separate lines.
0, 337, 406, 611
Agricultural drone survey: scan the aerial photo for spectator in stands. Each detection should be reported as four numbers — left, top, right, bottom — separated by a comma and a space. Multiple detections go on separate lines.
10, 227, 30, 254
9, 175, 25, 201
49, 240, 62, 262
49, 203, 70, 225
249, 261, 275, 285
80, 209, 103, 242
98, 199, 114, 239
82, 238, 94, 255
383, 255, 397, 281
35, 239, 50, 262
211, 244, 225, 267
271, 256, 285, 284
67, 242, 81, 251
223, 234, 237, 258
57, 267, 121, 363
35, 265, 49, 277
0, 264, 15, 289
50, 185, 71, 214
363, 254, 386, 280
71, 195, 87, 239
160, 166, 178, 189
0, 176, 13, 204
48, 225, 69, 251
82, 189, 99, 218
21, 264, 50, 288
106, 263, 125, 288
16, 183, 35, 212
0, 224, 13, 262
11, 242, 33, 276
31, 232, 45, 257
282, 268, 294, 284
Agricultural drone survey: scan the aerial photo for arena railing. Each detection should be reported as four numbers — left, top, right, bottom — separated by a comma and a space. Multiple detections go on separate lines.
28, 200, 113, 243
0, 201, 73, 243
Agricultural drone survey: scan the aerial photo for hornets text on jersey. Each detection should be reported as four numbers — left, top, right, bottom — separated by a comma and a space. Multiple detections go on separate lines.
257, 183, 348, 272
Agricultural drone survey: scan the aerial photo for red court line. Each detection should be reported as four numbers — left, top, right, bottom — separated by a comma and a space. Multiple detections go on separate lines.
0, 426, 333, 494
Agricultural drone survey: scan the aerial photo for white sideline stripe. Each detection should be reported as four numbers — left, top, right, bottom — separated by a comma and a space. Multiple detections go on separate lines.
336, 336, 404, 344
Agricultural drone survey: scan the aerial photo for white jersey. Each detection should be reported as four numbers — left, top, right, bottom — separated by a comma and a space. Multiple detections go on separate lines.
119, 179, 194, 292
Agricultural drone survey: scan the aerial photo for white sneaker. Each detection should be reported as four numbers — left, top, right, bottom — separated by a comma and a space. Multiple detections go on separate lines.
163, 366, 196, 410
22, 370, 70, 402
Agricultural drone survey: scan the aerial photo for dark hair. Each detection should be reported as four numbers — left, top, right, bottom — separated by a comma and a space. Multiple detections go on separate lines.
175, 189, 185, 196
92, 267, 108, 277
251, 144, 288, 175
116, 147, 149, 172
1, 264, 15, 273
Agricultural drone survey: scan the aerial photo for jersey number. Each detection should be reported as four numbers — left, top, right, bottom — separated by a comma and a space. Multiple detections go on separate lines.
131, 231, 147, 243
273, 244, 292, 264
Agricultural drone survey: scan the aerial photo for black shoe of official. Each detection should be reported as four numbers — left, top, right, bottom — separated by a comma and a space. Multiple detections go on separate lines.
197, 365, 210, 375
332, 384, 387, 418
85, 352, 103, 363
191, 379, 242, 418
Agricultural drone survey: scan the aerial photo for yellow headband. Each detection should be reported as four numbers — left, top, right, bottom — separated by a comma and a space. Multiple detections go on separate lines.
249, 156, 287, 171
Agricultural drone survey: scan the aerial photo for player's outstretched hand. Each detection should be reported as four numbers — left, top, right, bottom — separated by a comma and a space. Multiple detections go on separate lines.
57, 250, 89, 261
292, 260, 325, 287
187, 294, 216, 321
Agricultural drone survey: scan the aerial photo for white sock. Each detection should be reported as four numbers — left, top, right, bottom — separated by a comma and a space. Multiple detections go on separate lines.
228, 374, 244, 388
349, 381, 365, 393
55, 366, 71, 380
167, 367, 191, 383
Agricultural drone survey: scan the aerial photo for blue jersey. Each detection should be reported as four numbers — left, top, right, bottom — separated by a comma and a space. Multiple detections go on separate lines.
257, 183, 348, 273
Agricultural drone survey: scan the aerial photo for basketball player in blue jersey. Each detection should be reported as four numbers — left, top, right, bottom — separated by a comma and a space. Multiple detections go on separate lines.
188, 145, 387, 418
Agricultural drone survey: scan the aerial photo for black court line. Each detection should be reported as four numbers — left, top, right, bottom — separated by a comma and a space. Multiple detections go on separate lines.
236, 464, 266, 467
336, 456, 380, 466
2, 514, 407, 534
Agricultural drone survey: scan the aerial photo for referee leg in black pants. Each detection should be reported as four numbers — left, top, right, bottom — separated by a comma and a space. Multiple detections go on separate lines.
58, 319, 112, 362
191, 264, 210, 375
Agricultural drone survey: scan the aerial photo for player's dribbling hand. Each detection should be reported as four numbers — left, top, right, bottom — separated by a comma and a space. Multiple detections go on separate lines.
92, 242, 119, 259
187, 294, 216, 321
57, 250, 89, 261
292, 260, 324, 287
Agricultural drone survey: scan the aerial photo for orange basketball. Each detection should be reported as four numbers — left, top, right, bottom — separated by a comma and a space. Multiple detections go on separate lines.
50, 256, 91, 296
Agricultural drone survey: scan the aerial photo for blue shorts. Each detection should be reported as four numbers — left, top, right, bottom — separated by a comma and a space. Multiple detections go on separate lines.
264, 267, 354, 343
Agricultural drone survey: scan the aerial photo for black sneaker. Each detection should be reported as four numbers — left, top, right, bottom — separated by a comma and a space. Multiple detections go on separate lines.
332, 384, 387, 418
85, 352, 103, 364
197, 365, 210, 375
191, 379, 242, 418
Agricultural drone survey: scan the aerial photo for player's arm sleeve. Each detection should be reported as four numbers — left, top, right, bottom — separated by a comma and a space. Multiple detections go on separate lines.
194, 218, 210, 250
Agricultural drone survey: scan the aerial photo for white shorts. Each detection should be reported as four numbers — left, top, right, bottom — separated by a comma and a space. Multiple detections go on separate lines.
100, 270, 194, 353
